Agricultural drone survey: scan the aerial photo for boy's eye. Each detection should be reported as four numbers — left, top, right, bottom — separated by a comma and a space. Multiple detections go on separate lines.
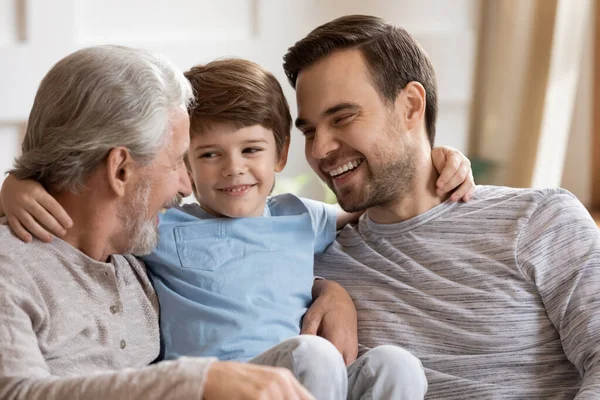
243, 147, 263, 154
199, 152, 218, 159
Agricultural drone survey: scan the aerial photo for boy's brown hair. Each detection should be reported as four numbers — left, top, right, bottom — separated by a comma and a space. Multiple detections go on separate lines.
283, 15, 438, 146
184, 59, 292, 157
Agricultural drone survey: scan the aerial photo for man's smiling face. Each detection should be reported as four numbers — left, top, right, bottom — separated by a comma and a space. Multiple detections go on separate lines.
295, 49, 416, 213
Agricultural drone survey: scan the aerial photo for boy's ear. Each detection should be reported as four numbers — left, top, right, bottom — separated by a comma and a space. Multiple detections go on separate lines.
186, 165, 198, 199
106, 147, 135, 197
275, 136, 291, 173
184, 152, 200, 199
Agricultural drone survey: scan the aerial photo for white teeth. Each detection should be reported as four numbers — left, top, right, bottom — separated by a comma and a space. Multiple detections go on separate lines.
223, 186, 249, 192
329, 159, 362, 177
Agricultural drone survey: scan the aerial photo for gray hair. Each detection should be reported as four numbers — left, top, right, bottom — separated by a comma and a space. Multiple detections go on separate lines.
11, 45, 194, 193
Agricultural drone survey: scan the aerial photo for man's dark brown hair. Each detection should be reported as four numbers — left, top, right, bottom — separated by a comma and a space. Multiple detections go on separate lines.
185, 58, 291, 157
283, 15, 438, 145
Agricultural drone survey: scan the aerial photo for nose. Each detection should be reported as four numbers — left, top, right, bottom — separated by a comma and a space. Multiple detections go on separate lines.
177, 162, 193, 198
311, 128, 340, 160
222, 154, 247, 177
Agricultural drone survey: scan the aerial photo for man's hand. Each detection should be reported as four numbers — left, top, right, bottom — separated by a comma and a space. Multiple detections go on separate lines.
301, 279, 358, 365
203, 361, 315, 400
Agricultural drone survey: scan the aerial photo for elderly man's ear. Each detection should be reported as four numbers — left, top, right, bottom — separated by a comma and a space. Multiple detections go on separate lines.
105, 147, 136, 197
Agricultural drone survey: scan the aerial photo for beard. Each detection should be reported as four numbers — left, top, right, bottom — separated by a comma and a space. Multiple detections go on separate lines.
118, 178, 183, 256
336, 152, 416, 213
118, 180, 183, 256
333, 116, 417, 213
119, 180, 183, 256
118, 177, 157, 256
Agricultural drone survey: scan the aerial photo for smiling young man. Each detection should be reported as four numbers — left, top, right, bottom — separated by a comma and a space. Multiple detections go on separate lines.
283, 14, 600, 399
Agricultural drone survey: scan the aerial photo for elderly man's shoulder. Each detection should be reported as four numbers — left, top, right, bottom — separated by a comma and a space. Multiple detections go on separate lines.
0, 218, 38, 259
0, 218, 71, 276
0, 219, 147, 277
0, 221, 49, 294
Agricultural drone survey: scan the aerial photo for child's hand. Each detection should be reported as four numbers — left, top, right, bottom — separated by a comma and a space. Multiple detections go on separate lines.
0, 174, 72, 243
431, 146, 475, 202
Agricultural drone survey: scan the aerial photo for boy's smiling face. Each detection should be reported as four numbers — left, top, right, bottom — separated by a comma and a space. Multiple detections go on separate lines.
187, 122, 288, 218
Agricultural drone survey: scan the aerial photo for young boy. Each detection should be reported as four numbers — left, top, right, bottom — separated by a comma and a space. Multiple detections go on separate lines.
0, 58, 474, 399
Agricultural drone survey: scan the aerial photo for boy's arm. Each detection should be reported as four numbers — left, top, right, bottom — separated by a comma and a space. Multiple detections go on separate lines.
299, 197, 338, 253
516, 191, 600, 399
336, 210, 363, 230
0, 174, 72, 242
3, 146, 473, 240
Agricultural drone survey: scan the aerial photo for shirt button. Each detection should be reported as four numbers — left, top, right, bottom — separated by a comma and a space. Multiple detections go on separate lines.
109, 305, 118, 314
120, 340, 126, 349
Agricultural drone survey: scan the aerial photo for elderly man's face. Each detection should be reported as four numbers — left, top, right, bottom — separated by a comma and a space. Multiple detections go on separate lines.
295, 49, 416, 213
119, 110, 192, 255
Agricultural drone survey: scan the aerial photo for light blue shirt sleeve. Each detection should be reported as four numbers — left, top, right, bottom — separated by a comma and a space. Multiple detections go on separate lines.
298, 197, 338, 254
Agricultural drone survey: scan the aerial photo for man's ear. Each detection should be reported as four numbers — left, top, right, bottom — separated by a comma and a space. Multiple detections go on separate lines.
106, 147, 135, 197
275, 136, 291, 173
396, 81, 426, 132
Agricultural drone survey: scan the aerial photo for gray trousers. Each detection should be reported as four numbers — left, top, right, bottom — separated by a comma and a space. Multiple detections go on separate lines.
250, 335, 427, 400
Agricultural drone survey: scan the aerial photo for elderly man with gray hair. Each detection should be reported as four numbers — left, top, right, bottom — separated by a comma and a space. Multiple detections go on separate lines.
0, 45, 335, 400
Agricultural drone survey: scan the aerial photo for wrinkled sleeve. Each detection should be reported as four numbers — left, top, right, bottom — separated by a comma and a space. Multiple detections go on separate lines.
516, 192, 600, 399
299, 197, 338, 254
0, 254, 216, 400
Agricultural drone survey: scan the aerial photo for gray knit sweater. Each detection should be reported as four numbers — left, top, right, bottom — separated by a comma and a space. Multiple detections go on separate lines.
0, 219, 215, 400
316, 186, 600, 399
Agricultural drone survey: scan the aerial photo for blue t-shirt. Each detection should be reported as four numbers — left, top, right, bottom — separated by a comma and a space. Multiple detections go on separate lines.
142, 193, 337, 362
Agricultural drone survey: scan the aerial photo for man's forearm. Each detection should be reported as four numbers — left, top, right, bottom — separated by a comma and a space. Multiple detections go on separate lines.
311, 277, 328, 299
305, 278, 358, 364
311, 277, 346, 299
0, 357, 216, 400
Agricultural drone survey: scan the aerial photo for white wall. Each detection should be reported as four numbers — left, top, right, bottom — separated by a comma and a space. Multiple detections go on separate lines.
0, 0, 480, 200
561, 3, 593, 206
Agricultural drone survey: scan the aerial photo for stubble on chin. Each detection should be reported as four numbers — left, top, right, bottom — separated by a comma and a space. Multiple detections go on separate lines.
118, 178, 159, 256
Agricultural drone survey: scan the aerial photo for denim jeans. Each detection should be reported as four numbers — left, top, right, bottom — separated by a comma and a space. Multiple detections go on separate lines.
250, 335, 427, 400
